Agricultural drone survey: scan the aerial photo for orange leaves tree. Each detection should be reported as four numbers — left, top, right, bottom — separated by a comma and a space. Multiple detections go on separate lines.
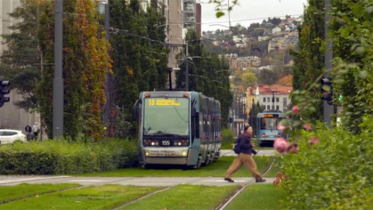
276, 75, 292, 86
76, 0, 112, 140
37, 0, 111, 140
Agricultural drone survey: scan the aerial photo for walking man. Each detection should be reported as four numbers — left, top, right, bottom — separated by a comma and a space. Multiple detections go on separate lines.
224, 125, 266, 183
32, 122, 40, 140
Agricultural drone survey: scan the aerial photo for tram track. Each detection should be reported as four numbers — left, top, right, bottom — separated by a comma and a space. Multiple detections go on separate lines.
215, 157, 276, 210
112, 186, 175, 210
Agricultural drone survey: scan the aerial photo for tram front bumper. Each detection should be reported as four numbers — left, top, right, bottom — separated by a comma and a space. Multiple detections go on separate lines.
142, 148, 190, 165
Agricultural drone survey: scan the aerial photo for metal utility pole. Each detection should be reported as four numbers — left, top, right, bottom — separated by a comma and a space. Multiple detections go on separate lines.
324, 0, 334, 127
185, 43, 189, 91
53, 0, 64, 138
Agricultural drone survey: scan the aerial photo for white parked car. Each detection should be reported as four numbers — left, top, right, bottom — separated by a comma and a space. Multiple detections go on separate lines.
0, 129, 27, 145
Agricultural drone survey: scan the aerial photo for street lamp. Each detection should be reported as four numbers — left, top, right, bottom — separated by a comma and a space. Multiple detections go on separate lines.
179, 46, 202, 91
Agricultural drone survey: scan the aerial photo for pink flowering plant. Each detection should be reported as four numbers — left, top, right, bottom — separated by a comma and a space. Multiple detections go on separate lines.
273, 89, 322, 155
274, 90, 373, 209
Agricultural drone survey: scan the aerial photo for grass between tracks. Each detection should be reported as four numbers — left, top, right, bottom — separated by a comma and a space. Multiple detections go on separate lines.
77, 156, 278, 177
119, 184, 240, 210
0, 183, 80, 204
0, 183, 286, 210
0, 185, 163, 210
225, 184, 288, 210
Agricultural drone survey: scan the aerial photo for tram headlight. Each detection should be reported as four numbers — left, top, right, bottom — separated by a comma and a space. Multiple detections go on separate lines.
144, 139, 158, 146
174, 140, 189, 146
181, 150, 188, 156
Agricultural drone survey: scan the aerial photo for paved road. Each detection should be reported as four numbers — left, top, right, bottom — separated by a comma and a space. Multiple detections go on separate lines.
0, 175, 275, 187
0, 150, 276, 187
220, 149, 276, 156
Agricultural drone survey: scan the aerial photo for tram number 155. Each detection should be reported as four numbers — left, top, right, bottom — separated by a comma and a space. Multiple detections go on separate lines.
162, 140, 170, 146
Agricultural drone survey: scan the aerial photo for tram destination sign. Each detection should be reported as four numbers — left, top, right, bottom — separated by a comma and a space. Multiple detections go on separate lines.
147, 98, 184, 106
263, 114, 279, 118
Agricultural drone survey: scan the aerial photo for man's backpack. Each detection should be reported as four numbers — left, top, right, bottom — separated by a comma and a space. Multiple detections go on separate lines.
233, 136, 241, 154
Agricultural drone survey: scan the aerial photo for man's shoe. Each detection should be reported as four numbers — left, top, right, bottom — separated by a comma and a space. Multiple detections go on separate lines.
256, 179, 266, 183
224, 178, 234, 183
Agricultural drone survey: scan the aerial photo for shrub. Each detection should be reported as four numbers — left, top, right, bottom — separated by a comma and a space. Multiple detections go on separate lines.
0, 138, 138, 175
222, 128, 234, 143
277, 116, 373, 209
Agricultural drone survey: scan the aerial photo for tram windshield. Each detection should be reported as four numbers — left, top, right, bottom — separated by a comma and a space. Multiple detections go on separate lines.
260, 118, 282, 130
143, 98, 189, 136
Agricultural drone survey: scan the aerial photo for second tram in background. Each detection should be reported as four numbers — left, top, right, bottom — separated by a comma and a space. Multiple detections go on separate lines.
133, 90, 222, 169
256, 111, 286, 146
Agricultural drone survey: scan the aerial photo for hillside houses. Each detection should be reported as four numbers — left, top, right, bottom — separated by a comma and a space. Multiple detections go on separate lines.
225, 54, 261, 69
268, 31, 298, 52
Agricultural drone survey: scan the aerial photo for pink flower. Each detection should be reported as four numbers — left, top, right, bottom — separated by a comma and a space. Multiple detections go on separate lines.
303, 124, 312, 131
274, 138, 290, 154
309, 136, 320, 145
277, 124, 286, 133
287, 143, 299, 154
302, 81, 307, 86
292, 106, 299, 114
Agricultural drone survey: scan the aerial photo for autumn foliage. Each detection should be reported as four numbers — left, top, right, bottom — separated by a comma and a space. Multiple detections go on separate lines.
37, 0, 111, 140
76, 0, 112, 140
276, 74, 292, 86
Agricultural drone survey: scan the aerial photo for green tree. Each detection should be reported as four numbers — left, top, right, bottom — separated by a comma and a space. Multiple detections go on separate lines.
258, 69, 279, 85
108, 0, 168, 137
241, 71, 257, 87
176, 30, 232, 127
330, 0, 373, 133
0, 0, 46, 111
290, 0, 325, 121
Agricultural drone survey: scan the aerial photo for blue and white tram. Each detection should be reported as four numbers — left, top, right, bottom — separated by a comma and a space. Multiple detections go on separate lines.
133, 90, 222, 168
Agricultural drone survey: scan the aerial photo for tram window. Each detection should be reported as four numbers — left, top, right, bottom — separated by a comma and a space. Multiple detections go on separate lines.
195, 113, 200, 138
260, 118, 281, 130
199, 114, 203, 139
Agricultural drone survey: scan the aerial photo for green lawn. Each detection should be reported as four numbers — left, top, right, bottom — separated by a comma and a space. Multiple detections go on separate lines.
120, 184, 240, 210
0, 185, 163, 210
0, 183, 80, 204
77, 156, 278, 177
225, 184, 288, 210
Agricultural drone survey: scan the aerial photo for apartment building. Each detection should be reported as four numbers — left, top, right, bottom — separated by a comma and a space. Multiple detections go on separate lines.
0, 0, 41, 131
183, 0, 201, 38
246, 85, 292, 115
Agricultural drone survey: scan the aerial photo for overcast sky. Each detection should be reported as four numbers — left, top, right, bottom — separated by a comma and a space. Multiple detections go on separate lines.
199, 0, 308, 32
